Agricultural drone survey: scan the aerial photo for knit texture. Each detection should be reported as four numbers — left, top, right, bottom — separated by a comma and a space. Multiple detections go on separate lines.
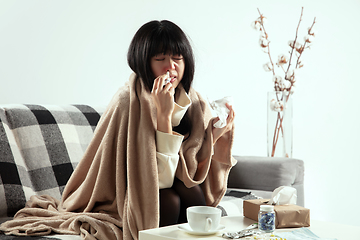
0, 73, 235, 240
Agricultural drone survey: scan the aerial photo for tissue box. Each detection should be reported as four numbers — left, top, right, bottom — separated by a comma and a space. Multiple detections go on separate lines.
243, 199, 310, 228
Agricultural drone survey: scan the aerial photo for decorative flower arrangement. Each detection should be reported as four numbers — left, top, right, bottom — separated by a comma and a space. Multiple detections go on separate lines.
251, 7, 317, 157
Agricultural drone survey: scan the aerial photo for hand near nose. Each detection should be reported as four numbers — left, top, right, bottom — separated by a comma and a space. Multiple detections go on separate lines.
151, 73, 175, 134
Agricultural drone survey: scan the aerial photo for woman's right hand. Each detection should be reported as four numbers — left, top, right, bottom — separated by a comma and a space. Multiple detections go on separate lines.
151, 73, 175, 134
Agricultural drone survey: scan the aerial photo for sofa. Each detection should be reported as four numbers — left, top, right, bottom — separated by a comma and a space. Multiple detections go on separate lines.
0, 104, 304, 239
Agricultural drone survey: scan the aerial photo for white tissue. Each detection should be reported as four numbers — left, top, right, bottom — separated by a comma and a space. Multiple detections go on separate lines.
208, 96, 233, 128
268, 186, 297, 205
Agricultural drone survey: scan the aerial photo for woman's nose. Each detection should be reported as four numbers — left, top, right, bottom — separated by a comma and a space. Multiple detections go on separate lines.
166, 58, 176, 70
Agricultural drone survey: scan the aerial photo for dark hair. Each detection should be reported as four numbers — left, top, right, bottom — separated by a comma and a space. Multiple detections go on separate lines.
127, 20, 195, 93
127, 20, 194, 138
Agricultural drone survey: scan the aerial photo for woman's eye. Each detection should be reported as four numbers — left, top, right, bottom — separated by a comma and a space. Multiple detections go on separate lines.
155, 58, 165, 61
172, 57, 183, 61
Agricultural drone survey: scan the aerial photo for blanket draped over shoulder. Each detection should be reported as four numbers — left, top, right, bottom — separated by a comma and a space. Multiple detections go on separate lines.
0, 73, 235, 240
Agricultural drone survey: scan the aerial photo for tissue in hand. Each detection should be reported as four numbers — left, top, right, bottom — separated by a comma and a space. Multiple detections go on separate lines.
208, 96, 233, 128
268, 186, 297, 205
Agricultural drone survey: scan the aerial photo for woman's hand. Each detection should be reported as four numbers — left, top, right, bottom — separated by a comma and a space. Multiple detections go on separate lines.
212, 103, 235, 144
151, 73, 175, 134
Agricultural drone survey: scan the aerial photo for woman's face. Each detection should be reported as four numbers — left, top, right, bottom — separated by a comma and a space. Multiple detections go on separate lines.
150, 53, 185, 89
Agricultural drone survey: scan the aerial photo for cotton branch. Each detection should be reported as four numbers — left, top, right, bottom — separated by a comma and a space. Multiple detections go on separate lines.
286, 7, 304, 77
257, 8, 276, 76
295, 17, 317, 69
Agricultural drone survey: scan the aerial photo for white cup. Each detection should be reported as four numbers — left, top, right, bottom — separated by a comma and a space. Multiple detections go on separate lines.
186, 206, 221, 232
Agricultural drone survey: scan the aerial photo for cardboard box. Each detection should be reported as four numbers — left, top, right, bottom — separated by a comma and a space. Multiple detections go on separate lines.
243, 199, 310, 228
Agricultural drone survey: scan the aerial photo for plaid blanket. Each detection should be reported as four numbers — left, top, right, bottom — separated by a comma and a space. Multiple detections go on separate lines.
0, 104, 105, 218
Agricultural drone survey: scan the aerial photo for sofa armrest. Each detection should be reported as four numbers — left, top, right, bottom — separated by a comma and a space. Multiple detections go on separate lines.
228, 156, 305, 206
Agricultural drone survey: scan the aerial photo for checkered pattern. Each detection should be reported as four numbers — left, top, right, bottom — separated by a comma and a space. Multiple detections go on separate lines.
0, 104, 105, 217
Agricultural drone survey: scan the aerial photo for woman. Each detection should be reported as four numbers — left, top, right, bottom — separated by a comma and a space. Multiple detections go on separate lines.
0, 20, 235, 240
127, 20, 235, 227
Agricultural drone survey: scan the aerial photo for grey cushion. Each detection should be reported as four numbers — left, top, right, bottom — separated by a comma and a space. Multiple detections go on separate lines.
228, 156, 305, 206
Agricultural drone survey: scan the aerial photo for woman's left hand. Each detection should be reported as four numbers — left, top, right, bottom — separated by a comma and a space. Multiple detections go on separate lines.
212, 103, 235, 144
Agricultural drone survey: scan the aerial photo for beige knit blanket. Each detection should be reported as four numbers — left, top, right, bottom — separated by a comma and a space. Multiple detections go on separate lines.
0, 74, 235, 240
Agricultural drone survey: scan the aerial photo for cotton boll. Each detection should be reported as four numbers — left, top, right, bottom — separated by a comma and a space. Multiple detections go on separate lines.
288, 40, 295, 48
286, 69, 296, 80
260, 16, 267, 24
251, 20, 261, 31
278, 80, 287, 90
304, 35, 314, 43
277, 54, 288, 65
273, 75, 282, 83
259, 38, 269, 48
263, 62, 273, 72
270, 99, 284, 112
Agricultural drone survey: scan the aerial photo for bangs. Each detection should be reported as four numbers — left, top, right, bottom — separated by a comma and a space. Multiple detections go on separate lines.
148, 29, 186, 57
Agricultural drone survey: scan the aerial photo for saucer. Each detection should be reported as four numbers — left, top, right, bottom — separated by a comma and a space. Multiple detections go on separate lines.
178, 223, 225, 235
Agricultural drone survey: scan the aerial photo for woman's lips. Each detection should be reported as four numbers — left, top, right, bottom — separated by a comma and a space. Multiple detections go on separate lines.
170, 77, 176, 83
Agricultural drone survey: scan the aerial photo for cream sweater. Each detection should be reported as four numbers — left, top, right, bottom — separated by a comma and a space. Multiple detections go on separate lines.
156, 87, 191, 189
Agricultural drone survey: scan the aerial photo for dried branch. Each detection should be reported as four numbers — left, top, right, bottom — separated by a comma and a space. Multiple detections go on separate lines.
295, 17, 317, 69
257, 8, 276, 77
286, 7, 304, 79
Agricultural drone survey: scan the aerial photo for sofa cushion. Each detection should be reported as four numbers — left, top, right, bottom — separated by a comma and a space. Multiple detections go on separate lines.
0, 104, 105, 217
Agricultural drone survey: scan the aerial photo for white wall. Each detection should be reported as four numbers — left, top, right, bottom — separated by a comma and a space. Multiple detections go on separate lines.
1, 0, 359, 227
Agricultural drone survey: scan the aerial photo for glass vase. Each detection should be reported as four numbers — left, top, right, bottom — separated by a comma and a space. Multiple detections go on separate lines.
267, 91, 293, 158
